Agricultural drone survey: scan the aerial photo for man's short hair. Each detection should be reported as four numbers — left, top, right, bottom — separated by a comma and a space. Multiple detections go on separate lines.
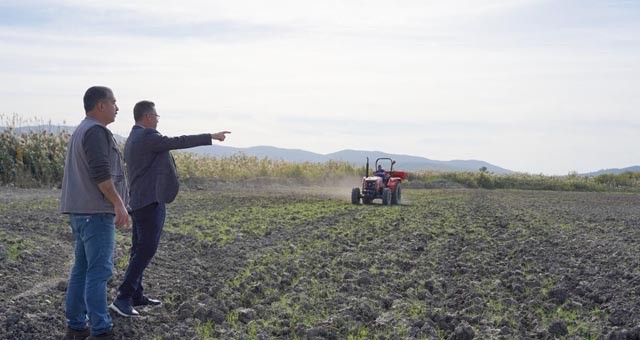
83, 86, 112, 113
133, 100, 155, 122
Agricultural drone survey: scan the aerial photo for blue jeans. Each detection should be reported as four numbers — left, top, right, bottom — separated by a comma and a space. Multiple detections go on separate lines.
117, 202, 165, 302
66, 213, 115, 335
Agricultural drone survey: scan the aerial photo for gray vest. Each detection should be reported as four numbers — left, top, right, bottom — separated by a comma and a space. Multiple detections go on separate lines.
60, 117, 128, 214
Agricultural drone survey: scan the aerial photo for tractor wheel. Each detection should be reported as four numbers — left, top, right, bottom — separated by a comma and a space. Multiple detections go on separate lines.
351, 188, 361, 205
391, 184, 402, 205
382, 188, 391, 206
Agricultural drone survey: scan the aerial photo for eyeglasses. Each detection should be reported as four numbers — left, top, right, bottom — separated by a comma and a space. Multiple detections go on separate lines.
146, 113, 160, 118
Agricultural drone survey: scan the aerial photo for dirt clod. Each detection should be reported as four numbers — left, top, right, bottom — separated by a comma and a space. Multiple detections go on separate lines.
548, 319, 568, 336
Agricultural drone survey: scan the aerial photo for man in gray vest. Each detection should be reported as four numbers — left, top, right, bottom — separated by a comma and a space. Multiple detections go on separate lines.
109, 100, 230, 317
61, 86, 130, 340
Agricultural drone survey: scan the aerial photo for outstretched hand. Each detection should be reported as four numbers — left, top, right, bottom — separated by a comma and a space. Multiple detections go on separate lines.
212, 131, 231, 142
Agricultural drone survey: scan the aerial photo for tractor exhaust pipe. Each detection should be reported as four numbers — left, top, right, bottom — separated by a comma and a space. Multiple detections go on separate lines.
365, 157, 369, 177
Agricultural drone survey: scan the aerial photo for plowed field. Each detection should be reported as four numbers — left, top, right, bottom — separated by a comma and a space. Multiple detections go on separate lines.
1, 187, 640, 339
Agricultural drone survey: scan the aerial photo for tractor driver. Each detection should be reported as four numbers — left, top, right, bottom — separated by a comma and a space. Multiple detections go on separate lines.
374, 165, 386, 179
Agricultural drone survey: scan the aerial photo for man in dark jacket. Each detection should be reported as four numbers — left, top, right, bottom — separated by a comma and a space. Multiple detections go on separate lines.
109, 100, 230, 317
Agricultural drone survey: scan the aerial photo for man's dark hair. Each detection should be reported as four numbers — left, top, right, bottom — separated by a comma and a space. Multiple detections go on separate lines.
133, 100, 156, 122
83, 86, 112, 113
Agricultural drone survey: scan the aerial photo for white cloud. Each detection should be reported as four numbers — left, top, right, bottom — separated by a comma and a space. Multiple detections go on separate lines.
1, 0, 639, 174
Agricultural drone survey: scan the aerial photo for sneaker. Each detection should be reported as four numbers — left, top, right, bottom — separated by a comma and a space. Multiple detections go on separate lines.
109, 298, 140, 317
87, 330, 113, 340
63, 327, 90, 340
133, 295, 162, 307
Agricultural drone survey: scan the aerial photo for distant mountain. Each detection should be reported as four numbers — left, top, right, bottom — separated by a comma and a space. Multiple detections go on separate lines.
324, 149, 512, 173
186, 145, 514, 174
1, 124, 75, 134
1, 125, 513, 173
189, 145, 329, 162
581, 166, 640, 176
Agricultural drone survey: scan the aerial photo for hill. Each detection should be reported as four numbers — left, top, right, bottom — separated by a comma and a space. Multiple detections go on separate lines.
582, 166, 640, 176
189, 145, 514, 173
1, 124, 75, 135
0, 125, 512, 173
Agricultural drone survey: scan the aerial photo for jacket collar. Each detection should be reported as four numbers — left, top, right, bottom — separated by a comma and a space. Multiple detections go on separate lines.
132, 125, 158, 134
84, 116, 105, 126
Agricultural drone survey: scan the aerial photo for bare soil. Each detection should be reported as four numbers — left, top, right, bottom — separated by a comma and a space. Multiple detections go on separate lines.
1, 186, 640, 339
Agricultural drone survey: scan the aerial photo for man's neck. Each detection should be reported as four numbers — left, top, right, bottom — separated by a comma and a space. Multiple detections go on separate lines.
136, 122, 154, 129
86, 113, 107, 126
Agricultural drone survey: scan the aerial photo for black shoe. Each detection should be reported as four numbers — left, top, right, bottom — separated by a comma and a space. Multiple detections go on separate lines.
87, 330, 113, 340
63, 327, 90, 340
109, 298, 140, 317
133, 295, 162, 307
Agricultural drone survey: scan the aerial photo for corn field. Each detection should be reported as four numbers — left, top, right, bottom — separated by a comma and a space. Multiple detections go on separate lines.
0, 128, 361, 187
172, 152, 362, 183
0, 114, 70, 187
0, 114, 363, 187
1, 114, 639, 191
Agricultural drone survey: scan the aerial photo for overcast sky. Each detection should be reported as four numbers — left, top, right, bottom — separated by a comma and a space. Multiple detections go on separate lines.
1, 0, 638, 174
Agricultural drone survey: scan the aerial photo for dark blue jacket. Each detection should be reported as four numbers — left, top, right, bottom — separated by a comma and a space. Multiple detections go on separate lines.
374, 169, 386, 178
124, 125, 211, 211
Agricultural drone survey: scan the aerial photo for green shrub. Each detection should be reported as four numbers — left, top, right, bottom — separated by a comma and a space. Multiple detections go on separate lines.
409, 170, 640, 192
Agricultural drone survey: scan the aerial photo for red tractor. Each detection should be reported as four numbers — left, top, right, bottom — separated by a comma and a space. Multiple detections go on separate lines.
352, 157, 408, 206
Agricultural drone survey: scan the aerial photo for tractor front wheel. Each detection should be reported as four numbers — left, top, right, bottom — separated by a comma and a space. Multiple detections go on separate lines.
351, 187, 361, 205
391, 183, 402, 205
382, 188, 391, 206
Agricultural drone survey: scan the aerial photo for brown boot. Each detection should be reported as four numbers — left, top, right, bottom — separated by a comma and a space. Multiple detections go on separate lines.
87, 330, 113, 340
62, 327, 90, 340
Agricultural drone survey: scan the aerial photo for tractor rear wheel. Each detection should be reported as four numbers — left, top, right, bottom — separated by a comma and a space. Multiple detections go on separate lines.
391, 183, 402, 205
351, 188, 361, 205
382, 188, 391, 206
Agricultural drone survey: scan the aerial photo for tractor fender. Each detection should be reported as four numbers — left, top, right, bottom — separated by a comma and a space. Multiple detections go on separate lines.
387, 179, 399, 191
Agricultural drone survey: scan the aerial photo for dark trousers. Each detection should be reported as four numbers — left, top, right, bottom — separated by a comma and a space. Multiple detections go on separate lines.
117, 202, 166, 302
